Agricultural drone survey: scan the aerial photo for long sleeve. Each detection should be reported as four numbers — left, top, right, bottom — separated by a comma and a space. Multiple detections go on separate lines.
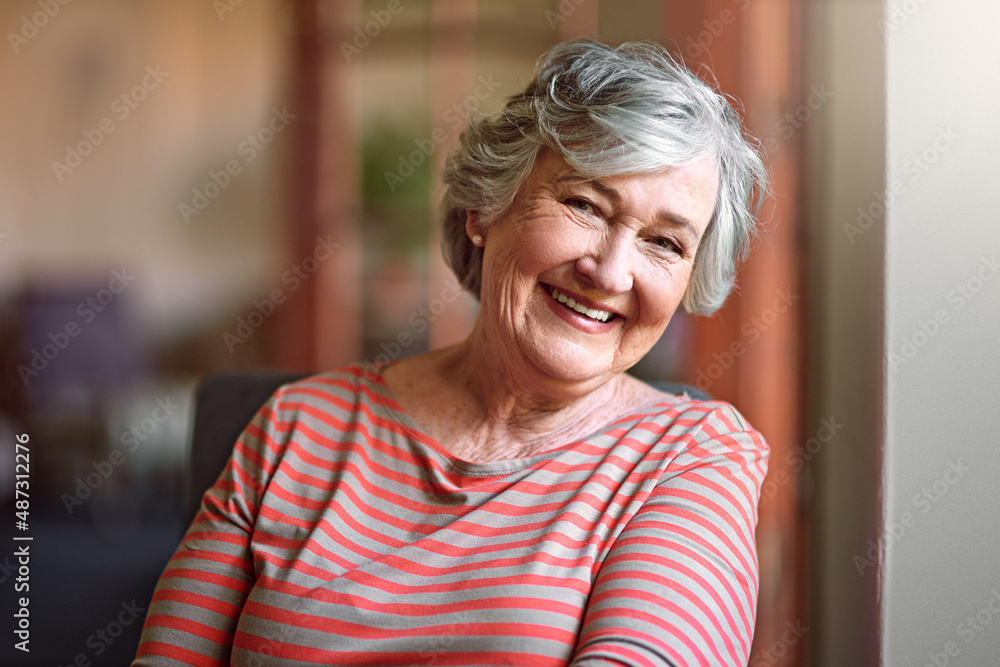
570, 405, 769, 667
131, 368, 770, 666
132, 389, 289, 666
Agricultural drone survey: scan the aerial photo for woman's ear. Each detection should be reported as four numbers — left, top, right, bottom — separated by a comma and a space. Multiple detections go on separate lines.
465, 210, 480, 241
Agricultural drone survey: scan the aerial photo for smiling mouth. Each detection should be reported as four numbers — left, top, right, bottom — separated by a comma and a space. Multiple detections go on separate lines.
547, 286, 616, 323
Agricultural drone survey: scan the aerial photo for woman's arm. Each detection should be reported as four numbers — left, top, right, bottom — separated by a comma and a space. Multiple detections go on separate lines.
131, 389, 289, 666
571, 405, 769, 667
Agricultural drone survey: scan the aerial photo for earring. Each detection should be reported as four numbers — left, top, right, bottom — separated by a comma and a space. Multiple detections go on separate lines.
472, 234, 484, 246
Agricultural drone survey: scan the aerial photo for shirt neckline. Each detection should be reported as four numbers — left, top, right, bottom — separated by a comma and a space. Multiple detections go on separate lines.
354, 361, 676, 476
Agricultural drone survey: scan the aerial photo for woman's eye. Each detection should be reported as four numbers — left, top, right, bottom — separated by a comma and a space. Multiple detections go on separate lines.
567, 198, 597, 215
652, 237, 681, 254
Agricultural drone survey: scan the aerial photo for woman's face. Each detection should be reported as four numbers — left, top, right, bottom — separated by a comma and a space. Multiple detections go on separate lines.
472, 149, 719, 389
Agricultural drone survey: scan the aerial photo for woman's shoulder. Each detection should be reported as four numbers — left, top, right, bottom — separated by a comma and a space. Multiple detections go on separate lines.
618, 375, 765, 451
261, 362, 393, 412
236, 362, 417, 458
619, 374, 738, 420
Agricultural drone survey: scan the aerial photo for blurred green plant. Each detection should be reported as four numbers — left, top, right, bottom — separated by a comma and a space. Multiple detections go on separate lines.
360, 123, 433, 256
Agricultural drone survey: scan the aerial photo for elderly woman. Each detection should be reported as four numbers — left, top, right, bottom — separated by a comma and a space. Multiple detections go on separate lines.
134, 40, 768, 667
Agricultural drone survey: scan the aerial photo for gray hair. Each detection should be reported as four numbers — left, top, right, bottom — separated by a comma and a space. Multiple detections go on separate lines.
440, 39, 768, 315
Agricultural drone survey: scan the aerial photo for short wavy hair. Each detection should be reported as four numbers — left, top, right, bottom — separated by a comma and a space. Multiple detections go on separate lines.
440, 39, 768, 315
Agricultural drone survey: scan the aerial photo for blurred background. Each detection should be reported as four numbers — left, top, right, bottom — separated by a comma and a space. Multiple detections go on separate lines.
2, 1, 999, 666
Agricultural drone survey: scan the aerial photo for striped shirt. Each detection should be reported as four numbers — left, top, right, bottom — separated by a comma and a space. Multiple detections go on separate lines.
133, 364, 768, 667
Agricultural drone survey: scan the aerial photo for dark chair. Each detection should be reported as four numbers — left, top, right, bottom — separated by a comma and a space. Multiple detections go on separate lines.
183, 371, 711, 531
183, 371, 306, 530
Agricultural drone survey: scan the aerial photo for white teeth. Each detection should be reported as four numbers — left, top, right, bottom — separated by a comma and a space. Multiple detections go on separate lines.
549, 287, 613, 323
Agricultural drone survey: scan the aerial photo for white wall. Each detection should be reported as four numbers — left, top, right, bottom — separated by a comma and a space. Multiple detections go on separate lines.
809, 1, 1000, 665
805, 1, 885, 663
882, 0, 1000, 664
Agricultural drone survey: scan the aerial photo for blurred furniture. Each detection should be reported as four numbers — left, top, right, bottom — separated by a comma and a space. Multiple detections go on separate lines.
184, 371, 711, 531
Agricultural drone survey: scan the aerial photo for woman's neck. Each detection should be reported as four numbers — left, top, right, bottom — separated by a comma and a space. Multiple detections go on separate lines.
383, 333, 655, 463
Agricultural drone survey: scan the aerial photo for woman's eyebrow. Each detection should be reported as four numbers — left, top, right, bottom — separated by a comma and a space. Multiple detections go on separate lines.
654, 210, 701, 241
553, 170, 589, 185
588, 178, 702, 241
553, 172, 702, 241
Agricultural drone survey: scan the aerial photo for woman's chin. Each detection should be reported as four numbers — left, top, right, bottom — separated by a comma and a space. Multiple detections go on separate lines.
520, 340, 614, 388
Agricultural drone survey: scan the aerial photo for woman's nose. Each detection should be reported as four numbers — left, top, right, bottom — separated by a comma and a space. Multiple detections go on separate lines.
575, 231, 635, 295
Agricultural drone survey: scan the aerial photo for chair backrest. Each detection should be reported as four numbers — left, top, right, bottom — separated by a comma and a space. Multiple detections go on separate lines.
184, 372, 711, 531
184, 371, 305, 530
